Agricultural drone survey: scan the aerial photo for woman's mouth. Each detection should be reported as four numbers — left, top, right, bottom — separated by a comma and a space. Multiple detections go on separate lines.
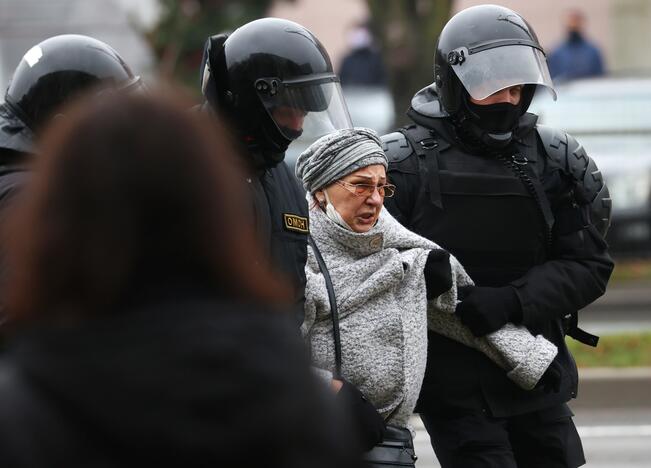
357, 212, 376, 224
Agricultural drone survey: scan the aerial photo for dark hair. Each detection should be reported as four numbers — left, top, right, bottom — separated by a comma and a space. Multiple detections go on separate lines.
3, 89, 290, 321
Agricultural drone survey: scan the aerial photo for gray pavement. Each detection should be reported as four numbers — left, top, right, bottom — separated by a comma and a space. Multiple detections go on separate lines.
413, 408, 651, 468
412, 351, 651, 467
580, 280, 650, 334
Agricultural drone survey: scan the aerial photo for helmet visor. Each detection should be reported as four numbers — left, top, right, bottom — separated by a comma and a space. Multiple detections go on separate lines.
450, 45, 556, 101
257, 78, 353, 141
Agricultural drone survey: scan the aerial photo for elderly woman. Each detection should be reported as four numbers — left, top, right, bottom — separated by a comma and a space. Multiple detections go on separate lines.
295, 128, 559, 456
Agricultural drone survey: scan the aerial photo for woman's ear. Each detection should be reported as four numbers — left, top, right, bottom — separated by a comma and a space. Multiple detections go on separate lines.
314, 190, 326, 207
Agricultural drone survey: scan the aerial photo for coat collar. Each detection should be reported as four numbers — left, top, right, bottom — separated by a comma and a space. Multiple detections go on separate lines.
309, 206, 386, 258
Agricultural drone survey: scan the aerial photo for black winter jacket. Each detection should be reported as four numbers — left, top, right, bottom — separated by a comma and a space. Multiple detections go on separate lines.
248, 160, 309, 323
0, 290, 359, 468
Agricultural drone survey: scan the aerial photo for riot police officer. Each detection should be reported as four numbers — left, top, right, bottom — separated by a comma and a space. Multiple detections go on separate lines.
0, 34, 141, 213
199, 18, 353, 321
0, 35, 141, 327
382, 5, 613, 467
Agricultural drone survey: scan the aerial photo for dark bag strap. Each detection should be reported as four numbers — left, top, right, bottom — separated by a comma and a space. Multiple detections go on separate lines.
307, 235, 342, 379
564, 311, 599, 347
398, 125, 443, 209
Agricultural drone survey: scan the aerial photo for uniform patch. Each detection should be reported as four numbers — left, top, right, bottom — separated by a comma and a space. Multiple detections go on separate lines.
283, 213, 309, 234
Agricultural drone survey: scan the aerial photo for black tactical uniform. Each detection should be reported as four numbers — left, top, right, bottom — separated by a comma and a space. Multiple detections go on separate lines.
0, 35, 140, 327
382, 6, 613, 468
0, 103, 31, 218
248, 162, 310, 315
199, 19, 353, 321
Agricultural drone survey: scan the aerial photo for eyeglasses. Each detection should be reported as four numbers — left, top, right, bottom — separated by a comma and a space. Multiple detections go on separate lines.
335, 180, 396, 198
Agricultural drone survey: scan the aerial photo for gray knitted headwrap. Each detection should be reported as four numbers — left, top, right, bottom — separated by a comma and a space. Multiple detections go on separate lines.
295, 127, 388, 194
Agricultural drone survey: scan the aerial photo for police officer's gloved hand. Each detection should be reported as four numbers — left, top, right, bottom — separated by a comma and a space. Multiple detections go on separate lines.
424, 249, 452, 299
456, 285, 522, 337
536, 360, 563, 393
336, 379, 386, 451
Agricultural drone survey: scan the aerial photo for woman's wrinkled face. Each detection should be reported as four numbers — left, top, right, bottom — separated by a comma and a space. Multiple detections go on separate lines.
316, 164, 386, 233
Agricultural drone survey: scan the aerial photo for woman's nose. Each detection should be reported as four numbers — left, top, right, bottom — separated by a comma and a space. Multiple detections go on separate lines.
366, 187, 384, 206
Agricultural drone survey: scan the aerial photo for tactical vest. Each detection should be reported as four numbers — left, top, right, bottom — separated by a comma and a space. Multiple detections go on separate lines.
391, 124, 549, 287
388, 124, 601, 347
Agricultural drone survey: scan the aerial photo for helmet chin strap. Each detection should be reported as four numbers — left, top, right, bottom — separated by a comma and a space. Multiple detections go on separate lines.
279, 126, 303, 141
480, 130, 513, 149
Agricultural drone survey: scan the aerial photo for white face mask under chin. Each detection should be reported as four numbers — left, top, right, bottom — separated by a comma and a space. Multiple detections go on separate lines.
323, 189, 353, 231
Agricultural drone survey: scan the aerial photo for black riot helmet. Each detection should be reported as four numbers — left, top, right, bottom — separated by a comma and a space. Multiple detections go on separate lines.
200, 18, 352, 167
4, 34, 141, 132
434, 5, 556, 148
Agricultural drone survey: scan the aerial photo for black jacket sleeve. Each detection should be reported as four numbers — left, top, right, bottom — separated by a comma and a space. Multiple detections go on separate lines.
509, 157, 614, 332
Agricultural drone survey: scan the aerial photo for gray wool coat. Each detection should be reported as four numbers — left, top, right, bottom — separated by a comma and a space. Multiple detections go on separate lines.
302, 206, 557, 429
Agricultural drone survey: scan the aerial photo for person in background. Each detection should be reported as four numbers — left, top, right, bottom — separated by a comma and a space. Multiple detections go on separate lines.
382, 5, 613, 467
548, 9, 605, 82
199, 18, 353, 325
339, 22, 388, 88
0, 91, 359, 468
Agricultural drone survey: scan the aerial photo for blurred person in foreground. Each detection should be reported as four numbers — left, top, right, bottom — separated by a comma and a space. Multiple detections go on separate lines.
296, 128, 568, 463
548, 10, 605, 82
0, 34, 142, 327
382, 5, 613, 467
199, 18, 353, 324
0, 91, 359, 468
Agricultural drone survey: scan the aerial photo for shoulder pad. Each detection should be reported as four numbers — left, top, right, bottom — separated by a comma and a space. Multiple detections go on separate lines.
537, 125, 612, 236
537, 125, 586, 180
381, 132, 414, 164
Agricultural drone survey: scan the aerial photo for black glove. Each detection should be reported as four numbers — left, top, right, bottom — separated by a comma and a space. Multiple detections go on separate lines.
336, 379, 386, 451
424, 250, 452, 299
455, 285, 522, 337
536, 360, 562, 393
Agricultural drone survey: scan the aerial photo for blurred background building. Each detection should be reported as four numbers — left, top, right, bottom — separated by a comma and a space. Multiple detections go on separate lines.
0, 0, 158, 91
5, 0, 651, 115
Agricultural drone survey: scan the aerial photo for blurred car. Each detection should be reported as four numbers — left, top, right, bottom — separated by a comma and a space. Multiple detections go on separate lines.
529, 77, 651, 256
284, 85, 395, 171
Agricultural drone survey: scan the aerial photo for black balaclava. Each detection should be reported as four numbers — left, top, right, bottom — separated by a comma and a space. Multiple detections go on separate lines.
456, 97, 522, 151
568, 30, 583, 43
454, 85, 534, 153
466, 100, 523, 134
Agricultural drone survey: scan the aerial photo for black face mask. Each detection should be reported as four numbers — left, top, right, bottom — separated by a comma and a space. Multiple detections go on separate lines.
568, 30, 583, 43
279, 126, 303, 141
466, 100, 522, 134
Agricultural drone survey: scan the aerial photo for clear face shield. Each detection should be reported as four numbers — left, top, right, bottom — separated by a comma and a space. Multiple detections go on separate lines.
255, 76, 353, 142
448, 44, 557, 101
